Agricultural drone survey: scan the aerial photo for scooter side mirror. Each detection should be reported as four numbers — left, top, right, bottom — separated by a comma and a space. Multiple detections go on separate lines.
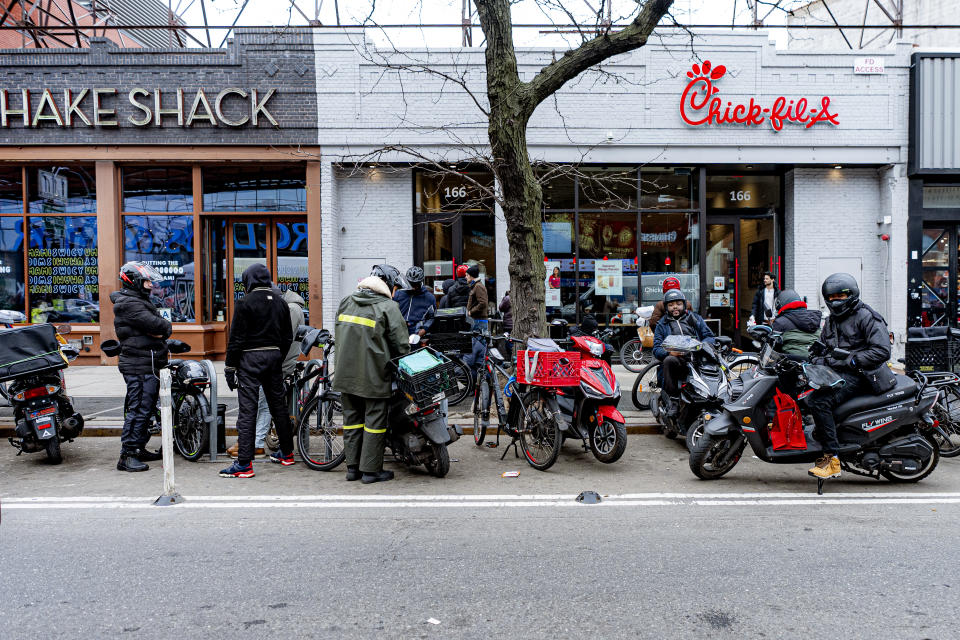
60, 345, 79, 362
409, 334, 421, 345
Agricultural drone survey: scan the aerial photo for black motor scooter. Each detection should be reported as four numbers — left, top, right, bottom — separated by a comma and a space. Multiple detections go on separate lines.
3, 323, 83, 464
650, 334, 732, 450
689, 325, 942, 490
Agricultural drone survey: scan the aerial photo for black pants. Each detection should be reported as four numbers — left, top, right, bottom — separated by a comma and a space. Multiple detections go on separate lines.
806, 371, 869, 454
121, 373, 159, 454
236, 350, 293, 466
661, 355, 687, 396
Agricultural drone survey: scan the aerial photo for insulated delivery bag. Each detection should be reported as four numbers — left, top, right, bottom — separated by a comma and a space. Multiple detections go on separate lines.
0, 323, 68, 382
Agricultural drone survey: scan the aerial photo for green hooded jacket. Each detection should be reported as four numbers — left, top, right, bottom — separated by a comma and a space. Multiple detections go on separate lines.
332, 277, 410, 399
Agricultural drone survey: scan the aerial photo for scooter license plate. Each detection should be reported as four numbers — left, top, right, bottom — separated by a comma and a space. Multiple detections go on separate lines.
29, 407, 56, 428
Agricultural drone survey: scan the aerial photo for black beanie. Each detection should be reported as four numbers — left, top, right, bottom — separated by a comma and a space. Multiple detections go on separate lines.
467, 265, 480, 278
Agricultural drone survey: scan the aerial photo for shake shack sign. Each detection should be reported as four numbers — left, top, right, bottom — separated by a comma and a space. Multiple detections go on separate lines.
0, 87, 279, 128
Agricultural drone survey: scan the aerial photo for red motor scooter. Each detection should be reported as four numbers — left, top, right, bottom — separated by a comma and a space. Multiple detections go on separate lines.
553, 328, 628, 463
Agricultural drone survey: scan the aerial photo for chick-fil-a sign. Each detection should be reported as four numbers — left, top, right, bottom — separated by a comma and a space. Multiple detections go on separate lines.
679, 60, 839, 132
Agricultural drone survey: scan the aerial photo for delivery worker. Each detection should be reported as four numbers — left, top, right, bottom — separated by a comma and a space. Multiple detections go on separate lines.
333, 264, 410, 484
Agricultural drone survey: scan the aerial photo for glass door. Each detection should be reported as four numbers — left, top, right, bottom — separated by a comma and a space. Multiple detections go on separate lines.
919, 226, 954, 327
703, 215, 778, 343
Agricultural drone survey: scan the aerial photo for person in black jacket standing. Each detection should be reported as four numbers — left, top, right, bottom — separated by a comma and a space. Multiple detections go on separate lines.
807, 273, 891, 480
219, 263, 295, 478
111, 262, 172, 472
751, 272, 779, 326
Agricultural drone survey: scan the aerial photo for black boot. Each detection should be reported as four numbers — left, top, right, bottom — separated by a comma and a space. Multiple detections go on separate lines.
361, 470, 394, 484
133, 447, 163, 462
117, 453, 149, 472
345, 465, 362, 481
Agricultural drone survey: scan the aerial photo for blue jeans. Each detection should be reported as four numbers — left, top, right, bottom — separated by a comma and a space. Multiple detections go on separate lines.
464, 319, 488, 371
254, 387, 270, 448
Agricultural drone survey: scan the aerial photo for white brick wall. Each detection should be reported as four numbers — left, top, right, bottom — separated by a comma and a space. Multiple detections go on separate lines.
322, 166, 413, 329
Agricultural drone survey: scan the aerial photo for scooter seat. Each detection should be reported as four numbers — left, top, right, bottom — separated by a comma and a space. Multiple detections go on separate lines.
715, 336, 733, 348
834, 375, 917, 420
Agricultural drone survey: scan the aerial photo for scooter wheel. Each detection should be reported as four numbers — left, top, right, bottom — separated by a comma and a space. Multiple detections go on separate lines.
589, 419, 626, 463
689, 433, 742, 480
426, 443, 450, 478
44, 437, 62, 465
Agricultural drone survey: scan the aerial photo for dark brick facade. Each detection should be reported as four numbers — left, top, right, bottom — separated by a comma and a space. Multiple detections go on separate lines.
0, 30, 317, 146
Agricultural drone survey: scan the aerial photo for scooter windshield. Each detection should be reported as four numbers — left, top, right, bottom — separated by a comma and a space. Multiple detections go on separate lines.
661, 335, 702, 353
803, 363, 846, 390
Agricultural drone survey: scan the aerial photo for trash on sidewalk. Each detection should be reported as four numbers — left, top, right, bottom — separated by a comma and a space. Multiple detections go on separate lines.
427, 618, 441, 625
485, 442, 497, 448
576, 490, 602, 504
501, 471, 520, 478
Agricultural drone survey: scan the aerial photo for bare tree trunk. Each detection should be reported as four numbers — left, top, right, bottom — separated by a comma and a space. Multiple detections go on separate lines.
475, 0, 673, 340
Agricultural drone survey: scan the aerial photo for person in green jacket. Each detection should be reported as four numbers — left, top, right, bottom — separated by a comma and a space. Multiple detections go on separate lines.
333, 264, 410, 484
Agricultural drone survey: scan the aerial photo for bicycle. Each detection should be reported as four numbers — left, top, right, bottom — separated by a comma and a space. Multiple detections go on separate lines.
463, 329, 564, 471
422, 333, 474, 406
921, 371, 960, 457
292, 328, 344, 470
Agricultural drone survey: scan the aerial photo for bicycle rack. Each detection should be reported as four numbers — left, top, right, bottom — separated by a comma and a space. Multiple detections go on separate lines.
200, 359, 218, 462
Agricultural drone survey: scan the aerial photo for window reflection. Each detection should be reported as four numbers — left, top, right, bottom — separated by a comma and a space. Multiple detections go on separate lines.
203, 166, 305, 212
27, 165, 96, 214
123, 166, 193, 213
123, 215, 195, 322
0, 166, 22, 214
0, 217, 24, 318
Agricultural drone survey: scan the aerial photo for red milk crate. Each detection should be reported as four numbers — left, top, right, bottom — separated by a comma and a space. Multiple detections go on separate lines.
516, 350, 580, 387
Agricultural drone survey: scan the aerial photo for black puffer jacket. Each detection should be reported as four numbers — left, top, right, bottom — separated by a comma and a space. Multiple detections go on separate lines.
110, 288, 172, 375
818, 301, 890, 372
445, 278, 471, 308
226, 264, 293, 368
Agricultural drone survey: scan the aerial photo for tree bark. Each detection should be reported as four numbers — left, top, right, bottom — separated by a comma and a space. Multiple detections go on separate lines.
474, 0, 673, 341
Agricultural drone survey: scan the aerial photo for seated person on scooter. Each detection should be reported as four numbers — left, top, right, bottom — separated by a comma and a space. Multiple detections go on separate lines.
652, 289, 715, 415
770, 289, 822, 358
807, 273, 891, 480
393, 266, 436, 337
649, 277, 692, 330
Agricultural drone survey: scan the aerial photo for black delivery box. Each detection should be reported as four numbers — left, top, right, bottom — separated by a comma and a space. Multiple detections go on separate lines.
0, 324, 67, 382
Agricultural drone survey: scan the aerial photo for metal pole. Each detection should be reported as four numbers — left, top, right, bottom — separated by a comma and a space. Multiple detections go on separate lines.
154, 369, 183, 506
202, 359, 218, 462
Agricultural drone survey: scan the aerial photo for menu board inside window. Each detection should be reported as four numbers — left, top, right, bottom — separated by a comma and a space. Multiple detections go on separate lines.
27, 216, 99, 323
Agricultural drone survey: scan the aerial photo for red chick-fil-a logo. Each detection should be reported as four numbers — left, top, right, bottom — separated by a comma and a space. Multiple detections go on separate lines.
679, 60, 839, 131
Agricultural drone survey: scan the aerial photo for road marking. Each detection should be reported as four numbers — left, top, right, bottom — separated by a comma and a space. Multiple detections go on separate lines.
3, 492, 960, 510
81, 405, 126, 419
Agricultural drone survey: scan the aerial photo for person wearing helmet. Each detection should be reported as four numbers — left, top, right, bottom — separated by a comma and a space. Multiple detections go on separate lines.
649, 277, 692, 330
220, 263, 296, 478
652, 288, 715, 416
770, 289, 822, 357
806, 273, 892, 480
393, 266, 436, 336
110, 261, 172, 472
333, 264, 410, 484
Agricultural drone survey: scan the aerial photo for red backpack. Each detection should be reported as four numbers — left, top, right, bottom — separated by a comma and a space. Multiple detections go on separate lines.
769, 389, 807, 450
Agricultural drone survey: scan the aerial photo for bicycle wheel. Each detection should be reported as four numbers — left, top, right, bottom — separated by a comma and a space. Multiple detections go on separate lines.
631, 362, 661, 410
932, 384, 960, 458
447, 355, 474, 406
297, 395, 345, 471
174, 393, 210, 461
619, 338, 650, 373
473, 373, 491, 446
517, 388, 562, 471
727, 355, 760, 378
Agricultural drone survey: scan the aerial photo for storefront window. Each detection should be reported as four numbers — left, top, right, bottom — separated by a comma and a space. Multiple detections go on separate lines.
0, 167, 22, 214
543, 212, 576, 322
462, 214, 497, 305
123, 215, 195, 322
578, 168, 637, 210
639, 212, 700, 308
232, 221, 267, 300
416, 171, 494, 213
578, 212, 639, 325
540, 171, 576, 210
419, 220, 454, 295
201, 218, 227, 323
27, 216, 98, 323
203, 166, 306, 212
27, 165, 96, 214
0, 217, 25, 317
706, 174, 780, 210
276, 220, 309, 316
122, 166, 193, 213
921, 227, 949, 326
641, 167, 695, 210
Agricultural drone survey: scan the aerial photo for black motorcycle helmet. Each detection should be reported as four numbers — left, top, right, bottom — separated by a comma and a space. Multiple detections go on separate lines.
119, 261, 163, 296
775, 289, 804, 315
821, 272, 860, 317
371, 264, 404, 292
405, 266, 425, 289
663, 289, 687, 317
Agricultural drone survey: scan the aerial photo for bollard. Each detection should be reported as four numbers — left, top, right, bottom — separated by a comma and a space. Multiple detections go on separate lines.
201, 359, 218, 462
154, 369, 183, 506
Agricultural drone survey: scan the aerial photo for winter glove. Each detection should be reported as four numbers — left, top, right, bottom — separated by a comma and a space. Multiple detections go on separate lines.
225, 367, 237, 391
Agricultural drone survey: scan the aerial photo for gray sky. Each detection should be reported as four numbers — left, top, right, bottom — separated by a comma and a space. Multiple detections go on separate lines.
173, 0, 804, 49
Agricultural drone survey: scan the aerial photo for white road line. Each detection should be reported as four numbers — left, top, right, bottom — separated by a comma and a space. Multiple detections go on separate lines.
3, 493, 960, 510
80, 405, 125, 419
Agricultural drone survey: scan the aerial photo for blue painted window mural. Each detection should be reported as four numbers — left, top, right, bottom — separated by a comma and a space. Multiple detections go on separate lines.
0, 217, 25, 319
27, 216, 99, 323
124, 215, 196, 322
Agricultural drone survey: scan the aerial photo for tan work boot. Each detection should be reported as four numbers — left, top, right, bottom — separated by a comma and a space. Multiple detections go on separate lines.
227, 442, 239, 458
808, 455, 841, 479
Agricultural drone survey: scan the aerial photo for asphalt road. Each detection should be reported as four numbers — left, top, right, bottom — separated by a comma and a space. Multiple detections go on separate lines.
2, 437, 958, 639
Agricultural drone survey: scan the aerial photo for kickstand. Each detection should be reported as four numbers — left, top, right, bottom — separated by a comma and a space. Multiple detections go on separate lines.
500, 435, 520, 460
816, 477, 825, 496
